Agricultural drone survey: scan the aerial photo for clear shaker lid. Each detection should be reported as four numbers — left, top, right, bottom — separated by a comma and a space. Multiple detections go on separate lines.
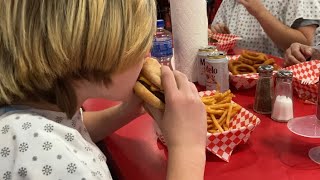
258, 65, 274, 76
276, 70, 293, 79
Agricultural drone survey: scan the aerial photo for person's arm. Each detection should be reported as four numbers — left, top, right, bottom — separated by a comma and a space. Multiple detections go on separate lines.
167, 147, 206, 180
145, 66, 207, 180
83, 96, 144, 143
237, 0, 317, 50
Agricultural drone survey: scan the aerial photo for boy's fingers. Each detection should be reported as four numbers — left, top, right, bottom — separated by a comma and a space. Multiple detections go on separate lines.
173, 70, 190, 92
161, 66, 178, 96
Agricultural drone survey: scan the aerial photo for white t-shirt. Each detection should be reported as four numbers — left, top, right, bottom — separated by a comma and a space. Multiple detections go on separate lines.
0, 106, 112, 180
212, 0, 320, 57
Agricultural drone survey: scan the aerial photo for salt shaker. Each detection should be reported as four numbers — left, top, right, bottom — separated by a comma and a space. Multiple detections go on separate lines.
271, 70, 293, 122
253, 65, 274, 114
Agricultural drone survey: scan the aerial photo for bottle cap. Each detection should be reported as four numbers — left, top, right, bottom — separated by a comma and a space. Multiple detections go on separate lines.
276, 70, 293, 78
156, 19, 165, 28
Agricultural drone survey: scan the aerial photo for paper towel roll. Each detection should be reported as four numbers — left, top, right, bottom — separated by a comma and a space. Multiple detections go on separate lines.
170, 0, 208, 82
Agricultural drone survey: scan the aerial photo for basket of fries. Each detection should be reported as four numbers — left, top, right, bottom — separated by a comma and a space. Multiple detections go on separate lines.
228, 50, 281, 89
209, 33, 240, 52
284, 60, 320, 103
155, 90, 261, 162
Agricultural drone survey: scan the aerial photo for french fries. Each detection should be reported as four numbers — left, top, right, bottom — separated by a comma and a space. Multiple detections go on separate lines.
201, 90, 242, 133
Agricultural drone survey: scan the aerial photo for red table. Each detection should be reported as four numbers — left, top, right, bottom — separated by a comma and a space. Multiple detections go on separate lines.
83, 87, 320, 180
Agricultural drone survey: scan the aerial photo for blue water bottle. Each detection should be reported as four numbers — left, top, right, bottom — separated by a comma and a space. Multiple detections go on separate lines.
151, 19, 173, 67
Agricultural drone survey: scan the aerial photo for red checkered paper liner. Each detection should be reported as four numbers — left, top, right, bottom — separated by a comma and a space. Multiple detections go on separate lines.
154, 91, 261, 162
209, 33, 239, 52
284, 60, 320, 103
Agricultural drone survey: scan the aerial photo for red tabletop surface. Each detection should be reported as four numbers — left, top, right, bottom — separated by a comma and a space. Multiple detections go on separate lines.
83, 85, 320, 180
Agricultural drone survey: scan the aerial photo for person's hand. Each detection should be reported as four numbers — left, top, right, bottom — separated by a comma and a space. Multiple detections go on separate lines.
145, 66, 207, 150
211, 23, 230, 34
284, 43, 313, 67
236, 0, 266, 17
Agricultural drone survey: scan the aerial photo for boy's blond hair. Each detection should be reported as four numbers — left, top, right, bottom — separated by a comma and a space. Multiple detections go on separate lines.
0, 0, 156, 117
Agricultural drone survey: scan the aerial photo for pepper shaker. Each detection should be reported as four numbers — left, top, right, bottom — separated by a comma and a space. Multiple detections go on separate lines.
253, 65, 274, 114
271, 70, 293, 122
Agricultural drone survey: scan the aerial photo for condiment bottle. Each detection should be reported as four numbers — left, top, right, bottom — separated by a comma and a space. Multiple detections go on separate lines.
271, 70, 293, 122
253, 65, 274, 114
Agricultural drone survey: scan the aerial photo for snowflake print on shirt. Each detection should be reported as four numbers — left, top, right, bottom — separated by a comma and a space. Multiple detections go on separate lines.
71, 119, 77, 127
81, 161, 87, 166
1, 125, 9, 134
42, 165, 52, 176
18, 167, 27, 177
65, 133, 74, 142
85, 146, 92, 152
22, 122, 32, 130
42, 141, 53, 151
18, 142, 28, 152
67, 163, 77, 174
44, 124, 54, 132
98, 153, 106, 162
55, 116, 63, 123
3, 171, 11, 180
96, 171, 103, 177
0, 147, 10, 157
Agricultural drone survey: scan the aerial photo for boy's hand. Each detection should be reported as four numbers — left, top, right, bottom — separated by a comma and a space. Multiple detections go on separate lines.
147, 66, 207, 150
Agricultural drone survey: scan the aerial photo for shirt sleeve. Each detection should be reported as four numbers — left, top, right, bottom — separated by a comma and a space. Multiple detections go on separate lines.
284, 0, 320, 28
291, 18, 320, 28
